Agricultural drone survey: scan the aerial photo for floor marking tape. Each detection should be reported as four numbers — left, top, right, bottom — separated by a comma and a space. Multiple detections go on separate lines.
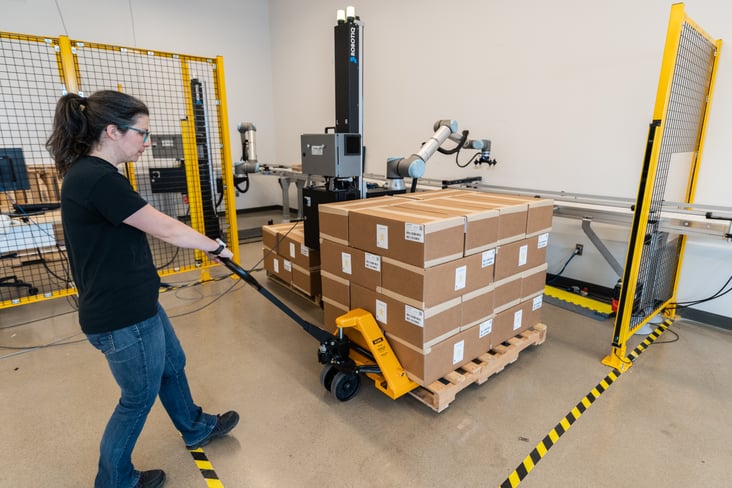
498, 320, 671, 488
189, 447, 225, 487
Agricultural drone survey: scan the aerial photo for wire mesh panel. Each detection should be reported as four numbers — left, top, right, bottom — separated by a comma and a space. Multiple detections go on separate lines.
0, 32, 236, 309
606, 5, 721, 368
628, 20, 717, 329
0, 33, 73, 305
71, 41, 230, 276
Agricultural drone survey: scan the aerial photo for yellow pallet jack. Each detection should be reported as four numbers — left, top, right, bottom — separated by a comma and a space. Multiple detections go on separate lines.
222, 259, 419, 401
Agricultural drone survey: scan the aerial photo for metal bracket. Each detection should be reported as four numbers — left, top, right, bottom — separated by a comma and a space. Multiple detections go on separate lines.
581, 218, 624, 277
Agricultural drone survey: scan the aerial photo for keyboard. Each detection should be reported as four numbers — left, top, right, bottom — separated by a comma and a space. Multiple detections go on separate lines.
13, 202, 61, 213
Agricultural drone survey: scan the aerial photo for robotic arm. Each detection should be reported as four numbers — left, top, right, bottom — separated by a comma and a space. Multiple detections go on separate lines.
386, 119, 457, 190
234, 122, 260, 175
386, 119, 493, 191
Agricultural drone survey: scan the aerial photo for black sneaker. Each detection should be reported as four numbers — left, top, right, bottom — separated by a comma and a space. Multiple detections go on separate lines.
186, 411, 240, 450
134, 469, 165, 488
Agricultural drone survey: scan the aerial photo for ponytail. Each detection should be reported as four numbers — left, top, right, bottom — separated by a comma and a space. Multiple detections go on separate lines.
46, 91, 149, 176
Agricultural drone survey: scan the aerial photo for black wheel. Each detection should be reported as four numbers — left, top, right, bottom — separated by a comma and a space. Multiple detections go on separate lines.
330, 372, 360, 402
320, 365, 338, 392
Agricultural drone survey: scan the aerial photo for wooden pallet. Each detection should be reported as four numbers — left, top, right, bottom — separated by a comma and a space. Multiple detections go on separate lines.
266, 272, 322, 305
408, 324, 548, 413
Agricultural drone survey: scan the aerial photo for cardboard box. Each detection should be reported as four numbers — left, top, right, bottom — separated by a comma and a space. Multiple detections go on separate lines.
386, 320, 493, 386
380, 251, 494, 309
493, 273, 522, 313
526, 233, 549, 270
292, 264, 321, 297
347, 206, 465, 268
477, 192, 554, 236
282, 228, 320, 269
319, 238, 381, 290
390, 199, 499, 255
262, 222, 299, 253
492, 294, 543, 345
318, 196, 398, 245
321, 270, 350, 307
494, 239, 529, 282
448, 193, 528, 245
494, 234, 548, 282
262, 247, 292, 284
322, 298, 349, 333
394, 188, 474, 201
522, 263, 547, 300
461, 284, 494, 329
350, 282, 461, 349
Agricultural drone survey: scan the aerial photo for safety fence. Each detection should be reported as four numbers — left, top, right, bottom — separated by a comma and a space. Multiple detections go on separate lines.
604, 4, 721, 369
0, 32, 238, 309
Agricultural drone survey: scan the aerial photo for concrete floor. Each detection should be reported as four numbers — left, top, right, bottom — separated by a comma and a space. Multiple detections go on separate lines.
2, 239, 732, 487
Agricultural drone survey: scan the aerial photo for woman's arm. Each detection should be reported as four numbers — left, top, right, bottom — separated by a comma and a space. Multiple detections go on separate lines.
123, 204, 233, 258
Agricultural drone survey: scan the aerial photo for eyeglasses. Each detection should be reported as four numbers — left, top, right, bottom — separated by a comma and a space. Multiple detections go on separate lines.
121, 125, 151, 143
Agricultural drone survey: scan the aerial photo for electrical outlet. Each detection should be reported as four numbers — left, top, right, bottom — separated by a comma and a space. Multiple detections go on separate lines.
575, 244, 583, 256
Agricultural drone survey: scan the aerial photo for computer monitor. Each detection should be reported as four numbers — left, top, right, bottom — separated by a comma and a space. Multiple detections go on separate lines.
0, 148, 30, 192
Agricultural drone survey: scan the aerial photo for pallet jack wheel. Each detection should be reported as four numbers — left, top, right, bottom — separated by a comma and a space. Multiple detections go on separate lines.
320, 365, 338, 392
330, 371, 360, 402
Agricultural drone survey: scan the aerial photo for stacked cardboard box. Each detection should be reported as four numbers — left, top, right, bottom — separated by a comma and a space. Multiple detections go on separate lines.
318, 189, 552, 385
261, 221, 321, 300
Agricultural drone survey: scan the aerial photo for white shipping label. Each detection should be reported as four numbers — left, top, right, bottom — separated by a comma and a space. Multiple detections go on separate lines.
365, 252, 381, 272
533, 295, 543, 311
518, 245, 528, 267
513, 309, 523, 331
375, 299, 388, 324
300, 244, 310, 257
289, 242, 296, 258
404, 222, 425, 243
479, 318, 493, 338
482, 249, 496, 268
341, 252, 353, 275
283, 260, 292, 272
538, 233, 549, 249
453, 340, 465, 365
454, 265, 467, 291
404, 305, 425, 327
376, 224, 389, 249
273, 258, 279, 273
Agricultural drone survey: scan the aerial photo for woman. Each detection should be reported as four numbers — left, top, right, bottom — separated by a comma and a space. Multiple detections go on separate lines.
47, 90, 239, 488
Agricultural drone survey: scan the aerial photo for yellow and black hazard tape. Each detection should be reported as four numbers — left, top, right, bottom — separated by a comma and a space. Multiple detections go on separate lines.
499, 320, 671, 488
188, 447, 225, 488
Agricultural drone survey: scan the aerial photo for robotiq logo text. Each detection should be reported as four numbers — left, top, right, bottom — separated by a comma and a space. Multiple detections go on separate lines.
349, 26, 357, 64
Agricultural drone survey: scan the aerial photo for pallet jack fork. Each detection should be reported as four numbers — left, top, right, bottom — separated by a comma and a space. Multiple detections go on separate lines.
222, 259, 418, 401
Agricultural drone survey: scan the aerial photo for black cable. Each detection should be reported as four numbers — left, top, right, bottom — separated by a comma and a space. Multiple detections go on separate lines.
666, 275, 732, 310
168, 275, 244, 319
235, 176, 250, 194
247, 220, 302, 274
437, 130, 469, 155
0, 307, 78, 330
35, 247, 74, 285
456, 151, 480, 169
546, 250, 580, 285
0, 336, 86, 350
651, 328, 680, 345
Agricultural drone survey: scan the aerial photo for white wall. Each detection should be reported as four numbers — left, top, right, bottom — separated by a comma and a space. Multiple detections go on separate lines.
1, 0, 282, 209
268, 0, 732, 319
4, 0, 732, 318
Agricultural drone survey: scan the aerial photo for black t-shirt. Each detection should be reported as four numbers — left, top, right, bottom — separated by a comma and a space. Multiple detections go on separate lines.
61, 156, 160, 334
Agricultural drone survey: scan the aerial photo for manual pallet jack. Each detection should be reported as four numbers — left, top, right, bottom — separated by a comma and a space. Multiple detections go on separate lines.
222, 259, 419, 401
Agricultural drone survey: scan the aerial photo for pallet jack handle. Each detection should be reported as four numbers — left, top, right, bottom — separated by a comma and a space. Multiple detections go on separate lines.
220, 258, 334, 344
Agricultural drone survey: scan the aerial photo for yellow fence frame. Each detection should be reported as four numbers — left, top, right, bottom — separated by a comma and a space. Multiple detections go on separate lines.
603, 3, 722, 369
0, 32, 238, 309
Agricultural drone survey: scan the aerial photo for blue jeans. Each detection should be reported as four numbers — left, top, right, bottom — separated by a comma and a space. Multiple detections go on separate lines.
86, 303, 217, 488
